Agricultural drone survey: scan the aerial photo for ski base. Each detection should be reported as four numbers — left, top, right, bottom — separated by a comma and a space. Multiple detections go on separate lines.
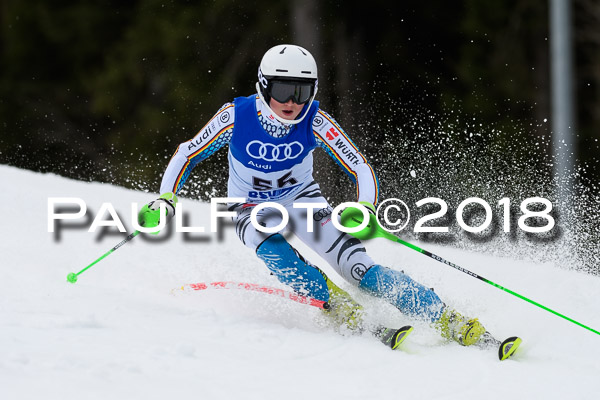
373, 325, 414, 350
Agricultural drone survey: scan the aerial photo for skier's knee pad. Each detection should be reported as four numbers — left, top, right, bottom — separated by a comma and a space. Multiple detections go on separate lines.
358, 264, 444, 322
256, 234, 329, 302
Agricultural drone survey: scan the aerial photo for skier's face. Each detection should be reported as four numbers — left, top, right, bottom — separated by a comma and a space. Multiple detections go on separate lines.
269, 98, 304, 121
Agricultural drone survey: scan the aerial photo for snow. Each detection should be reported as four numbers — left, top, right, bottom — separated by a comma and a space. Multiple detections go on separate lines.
2, 164, 600, 399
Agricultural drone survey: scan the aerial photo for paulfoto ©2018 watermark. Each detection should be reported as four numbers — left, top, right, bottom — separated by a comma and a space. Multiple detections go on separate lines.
47, 196, 556, 241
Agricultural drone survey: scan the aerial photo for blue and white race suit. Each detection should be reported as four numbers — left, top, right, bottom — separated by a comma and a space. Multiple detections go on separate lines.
159, 94, 444, 320
160, 94, 379, 285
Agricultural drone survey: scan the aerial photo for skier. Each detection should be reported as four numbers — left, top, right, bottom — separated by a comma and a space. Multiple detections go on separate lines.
139, 44, 487, 347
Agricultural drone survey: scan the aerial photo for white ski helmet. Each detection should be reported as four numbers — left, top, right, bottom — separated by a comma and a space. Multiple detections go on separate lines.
256, 44, 318, 125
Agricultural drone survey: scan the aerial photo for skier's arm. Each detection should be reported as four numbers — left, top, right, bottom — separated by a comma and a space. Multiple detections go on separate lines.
313, 110, 379, 205
160, 103, 235, 195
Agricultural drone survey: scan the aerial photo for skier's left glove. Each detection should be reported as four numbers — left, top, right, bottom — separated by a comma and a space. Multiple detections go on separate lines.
340, 201, 376, 221
339, 201, 376, 234
358, 201, 376, 216
138, 192, 178, 234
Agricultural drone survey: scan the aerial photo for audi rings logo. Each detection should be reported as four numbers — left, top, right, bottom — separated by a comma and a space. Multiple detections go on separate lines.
246, 140, 304, 162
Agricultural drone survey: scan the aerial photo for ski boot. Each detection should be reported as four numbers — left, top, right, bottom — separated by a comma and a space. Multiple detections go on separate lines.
321, 273, 365, 332
437, 309, 522, 360
435, 308, 486, 346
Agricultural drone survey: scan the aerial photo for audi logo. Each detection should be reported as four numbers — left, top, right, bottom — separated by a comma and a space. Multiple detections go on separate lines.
246, 140, 304, 162
313, 207, 332, 221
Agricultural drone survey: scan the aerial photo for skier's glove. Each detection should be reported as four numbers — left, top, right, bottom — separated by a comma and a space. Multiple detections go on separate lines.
138, 192, 178, 234
359, 201, 376, 216
340, 201, 376, 223
339, 201, 377, 239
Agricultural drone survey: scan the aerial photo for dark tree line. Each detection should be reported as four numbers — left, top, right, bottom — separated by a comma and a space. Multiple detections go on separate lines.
1, 0, 599, 198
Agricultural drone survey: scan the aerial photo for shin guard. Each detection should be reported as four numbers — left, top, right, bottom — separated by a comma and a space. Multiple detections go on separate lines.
256, 234, 329, 302
359, 264, 444, 322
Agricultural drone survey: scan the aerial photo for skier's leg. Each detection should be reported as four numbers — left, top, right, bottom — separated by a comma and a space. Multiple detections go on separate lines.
289, 193, 440, 321
255, 232, 363, 330
232, 202, 363, 330
358, 265, 486, 345
358, 264, 444, 321
287, 189, 374, 286
232, 203, 327, 300
233, 200, 485, 344
289, 194, 485, 345
255, 233, 329, 302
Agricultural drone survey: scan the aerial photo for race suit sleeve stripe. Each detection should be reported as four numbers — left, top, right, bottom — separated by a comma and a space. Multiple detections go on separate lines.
318, 111, 367, 162
170, 124, 233, 192
313, 131, 358, 182
362, 162, 379, 204
159, 103, 234, 195
188, 123, 234, 159
315, 134, 379, 203
312, 109, 379, 205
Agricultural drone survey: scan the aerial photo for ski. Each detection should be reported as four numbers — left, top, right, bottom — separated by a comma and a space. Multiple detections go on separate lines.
478, 331, 522, 361
373, 325, 414, 350
177, 281, 328, 309
178, 281, 523, 357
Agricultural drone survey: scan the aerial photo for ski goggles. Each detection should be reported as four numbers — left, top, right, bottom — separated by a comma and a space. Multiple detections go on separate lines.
267, 80, 314, 104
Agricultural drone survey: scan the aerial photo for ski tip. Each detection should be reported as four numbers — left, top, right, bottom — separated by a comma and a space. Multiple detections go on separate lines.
391, 325, 414, 350
498, 336, 522, 361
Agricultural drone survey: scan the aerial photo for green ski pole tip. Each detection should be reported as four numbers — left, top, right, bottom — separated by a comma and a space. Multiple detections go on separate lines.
67, 273, 78, 283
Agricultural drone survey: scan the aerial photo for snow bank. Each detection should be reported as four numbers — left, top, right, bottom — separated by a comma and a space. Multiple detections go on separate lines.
1, 165, 599, 399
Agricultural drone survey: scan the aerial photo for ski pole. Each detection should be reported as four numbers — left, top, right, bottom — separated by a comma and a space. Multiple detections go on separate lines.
66, 230, 140, 283
340, 207, 600, 336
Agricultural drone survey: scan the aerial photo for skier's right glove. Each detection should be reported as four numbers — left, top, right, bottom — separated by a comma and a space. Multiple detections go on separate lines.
138, 192, 178, 234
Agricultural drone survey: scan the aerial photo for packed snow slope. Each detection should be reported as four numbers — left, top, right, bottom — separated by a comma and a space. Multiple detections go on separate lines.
2, 165, 599, 400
